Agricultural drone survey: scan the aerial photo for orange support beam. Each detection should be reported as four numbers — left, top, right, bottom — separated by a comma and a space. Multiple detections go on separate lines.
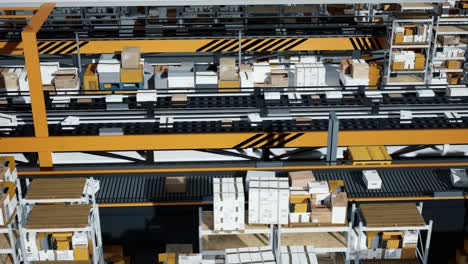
21, 3, 55, 168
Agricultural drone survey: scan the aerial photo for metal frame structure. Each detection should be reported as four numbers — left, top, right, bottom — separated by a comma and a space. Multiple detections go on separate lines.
16, 177, 104, 264
352, 202, 433, 264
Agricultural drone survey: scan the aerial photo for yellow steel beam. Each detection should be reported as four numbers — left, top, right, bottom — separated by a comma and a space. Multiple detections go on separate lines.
17, 162, 468, 176
0, 37, 385, 55
1, 128, 468, 153
21, 3, 55, 168
0, 7, 39, 11
0, 15, 33, 19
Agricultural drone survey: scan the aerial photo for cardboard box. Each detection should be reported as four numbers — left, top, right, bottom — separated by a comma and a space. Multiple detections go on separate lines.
401, 243, 417, 259
340, 59, 352, 74
213, 178, 245, 231
394, 32, 404, 44
0, 68, 20, 90
56, 250, 74, 261
171, 94, 188, 105
438, 35, 460, 46
308, 181, 329, 194
331, 192, 348, 224
165, 176, 187, 193
293, 203, 308, 213
310, 208, 332, 224
54, 69, 78, 89
219, 57, 237, 81
52, 233, 73, 250
73, 246, 90, 261
120, 66, 143, 83
121, 46, 141, 69
351, 59, 370, 79
447, 60, 462, 69
367, 248, 383, 259
269, 70, 289, 87
0, 183, 16, 226
367, 231, 380, 249
414, 54, 425, 70
363, 170, 382, 189
290, 192, 310, 204
288, 171, 315, 189
310, 193, 331, 208
218, 79, 240, 92
39, 250, 56, 261
328, 180, 345, 192
384, 248, 402, 259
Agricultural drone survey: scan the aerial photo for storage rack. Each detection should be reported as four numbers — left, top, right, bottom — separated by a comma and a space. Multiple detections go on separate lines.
352, 202, 433, 264
385, 15, 434, 85
16, 177, 104, 264
198, 208, 274, 257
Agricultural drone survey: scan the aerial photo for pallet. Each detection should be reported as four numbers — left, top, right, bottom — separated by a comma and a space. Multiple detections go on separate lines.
283, 222, 348, 228
360, 203, 425, 228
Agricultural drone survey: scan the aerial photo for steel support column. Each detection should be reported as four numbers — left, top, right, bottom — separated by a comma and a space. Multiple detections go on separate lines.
326, 112, 339, 165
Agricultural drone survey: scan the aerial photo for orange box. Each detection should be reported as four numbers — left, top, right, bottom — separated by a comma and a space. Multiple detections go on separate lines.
120, 66, 143, 83
73, 246, 90, 261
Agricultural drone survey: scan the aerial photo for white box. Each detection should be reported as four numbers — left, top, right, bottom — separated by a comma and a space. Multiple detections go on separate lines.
310, 192, 331, 207
137, 90, 157, 102
417, 90, 435, 98
308, 181, 329, 194
367, 248, 383, 259
56, 250, 74, 261
39, 250, 56, 261
72, 232, 88, 247
403, 230, 419, 245
384, 248, 402, 259
252, 63, 271, 83
331, 205, 347, 224
179, 254, 203, 264
326, 91, 343, 100
264, 92, 281, 101
363, 170, 382, 189
447, 87, 468, 97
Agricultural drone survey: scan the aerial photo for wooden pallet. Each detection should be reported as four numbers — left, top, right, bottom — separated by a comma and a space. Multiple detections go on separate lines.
283, 222, 348, 228
360, 203, 425, 228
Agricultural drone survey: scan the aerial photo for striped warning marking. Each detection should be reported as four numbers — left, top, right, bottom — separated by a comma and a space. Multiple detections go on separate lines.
233, 133, 304, 149
196, 38, 308, 52
37, 41, 89, 55
349, 37, 383, 51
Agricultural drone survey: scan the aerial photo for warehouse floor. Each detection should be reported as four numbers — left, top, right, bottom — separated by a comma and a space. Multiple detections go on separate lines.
99, 200, 466, 264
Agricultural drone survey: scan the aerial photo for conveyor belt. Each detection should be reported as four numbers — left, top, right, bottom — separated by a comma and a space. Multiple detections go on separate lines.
91, 167, 466, 204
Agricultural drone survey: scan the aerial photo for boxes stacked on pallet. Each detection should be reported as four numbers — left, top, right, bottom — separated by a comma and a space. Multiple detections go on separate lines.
213, 178, 245, 231
248, 176, 289, 225
225, 247, 276, 264
356, 230, 419, 260
279, 246, 318, 264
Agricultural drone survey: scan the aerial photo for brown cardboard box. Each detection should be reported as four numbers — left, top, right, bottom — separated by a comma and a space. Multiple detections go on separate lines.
456, 249, 468, 264
350, 60, 369, 79
165, 176, 187, 193
52, 233, 72, 250
392, 61, 405, 71
104, 244, 124, 261
401, 243, 417, 259
447, 60, 462, 69
340, 59, 352, 74
54, 69, 78, 89
219, 57, 237, 81
171, 94, 188, 105
310, 208, 332, 224
294, 203, 309, 213
328, 180, 345, 192
121, 66, 143, 83
239, 64, 252, 72
73, 246, 90, 261
310, 193, 330, 208
331, 191, 348, 207
394, 32, 404, 44
270, 70, 289, 87
290, 194, 310, 204
404, 26, 416, 36
121, 46, 141, 69
438, 35, 461, 46
0, 68, 19, 90
289, 171, 315, 189
414, 54, 426, 70
218, 79, 240, 92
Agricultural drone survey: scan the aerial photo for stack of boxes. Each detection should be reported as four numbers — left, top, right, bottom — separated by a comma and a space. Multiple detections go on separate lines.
225, 247, 275, 264
392, 51, 425, 71
287, 171, 348, 225
368, 62, 382, 87
292, 63, 326, 87
120, 46, 144, 89
26, 231, 91, 261
0, 157, 18, 227
279, 246, 318, 264
218, 58, 240, 92
248, 176, 289, 225
394, 24, 428, 44
357, 230, 418, 260
340, 59, 370, 86
213, 178, 245, 231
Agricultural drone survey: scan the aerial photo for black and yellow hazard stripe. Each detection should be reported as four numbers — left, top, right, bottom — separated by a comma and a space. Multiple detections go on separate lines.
37, 40, 89, 55
233, 132, 304, 149
349, 37, 383, 51
196, 38, 308, 53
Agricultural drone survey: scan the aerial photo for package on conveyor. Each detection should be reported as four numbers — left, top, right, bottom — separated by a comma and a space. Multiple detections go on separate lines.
165, 176, 187, 193
292, 63, 326, 87
0, 68, 21, 91
168, 63, 195, 89
53, 69, 79, 89
219, 58, 240, 92
121, 46, 141, 69
340, 59, 369, 86
213, 178, 245, 231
